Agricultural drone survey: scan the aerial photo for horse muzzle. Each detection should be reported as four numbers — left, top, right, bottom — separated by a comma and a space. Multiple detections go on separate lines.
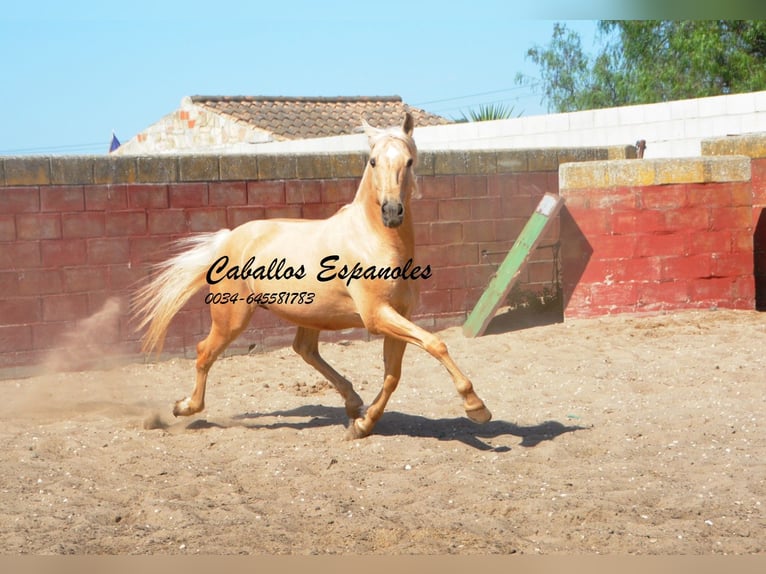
381, 200, 405, 228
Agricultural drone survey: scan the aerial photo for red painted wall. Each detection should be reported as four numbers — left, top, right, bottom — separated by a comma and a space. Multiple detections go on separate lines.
561, 179, 756, 318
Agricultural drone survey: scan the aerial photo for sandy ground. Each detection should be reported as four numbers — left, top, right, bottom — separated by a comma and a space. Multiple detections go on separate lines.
0, 308, 764, 555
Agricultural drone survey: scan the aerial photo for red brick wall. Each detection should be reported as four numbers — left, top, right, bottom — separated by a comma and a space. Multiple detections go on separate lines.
560, 157, 755, 319
1, 149, 613, 372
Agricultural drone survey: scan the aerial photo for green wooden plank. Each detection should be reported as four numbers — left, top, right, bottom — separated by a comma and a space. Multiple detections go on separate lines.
463, 193, 564, 338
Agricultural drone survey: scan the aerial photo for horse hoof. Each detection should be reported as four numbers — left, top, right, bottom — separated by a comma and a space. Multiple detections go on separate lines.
345, 418, 370, 440
466, 405, 492, 424
172, 397, 199, 417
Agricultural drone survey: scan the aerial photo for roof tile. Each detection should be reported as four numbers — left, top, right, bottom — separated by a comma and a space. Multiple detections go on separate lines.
189, 95, 450, 140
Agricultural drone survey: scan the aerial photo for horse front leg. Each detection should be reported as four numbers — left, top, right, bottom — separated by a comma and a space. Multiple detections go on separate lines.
173, 293, 254, 417
347, 335, 407, 439
367, 305, 492, 427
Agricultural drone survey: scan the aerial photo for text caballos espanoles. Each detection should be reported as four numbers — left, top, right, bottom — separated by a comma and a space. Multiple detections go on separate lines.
206, 255, 431, 287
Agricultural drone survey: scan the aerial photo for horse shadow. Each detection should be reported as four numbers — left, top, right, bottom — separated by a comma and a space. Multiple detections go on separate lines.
228, 405, 589, 451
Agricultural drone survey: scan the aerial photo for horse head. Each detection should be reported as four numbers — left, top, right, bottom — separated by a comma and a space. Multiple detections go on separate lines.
363, 113, 418, 228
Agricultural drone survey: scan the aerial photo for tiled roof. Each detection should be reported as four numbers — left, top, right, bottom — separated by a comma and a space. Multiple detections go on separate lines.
189, 95, 451, 140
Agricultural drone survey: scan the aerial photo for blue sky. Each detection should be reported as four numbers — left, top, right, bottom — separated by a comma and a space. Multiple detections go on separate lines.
2, 1, 760, 155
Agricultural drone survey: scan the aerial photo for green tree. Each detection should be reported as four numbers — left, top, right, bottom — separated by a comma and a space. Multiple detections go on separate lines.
517, 21, 766, 113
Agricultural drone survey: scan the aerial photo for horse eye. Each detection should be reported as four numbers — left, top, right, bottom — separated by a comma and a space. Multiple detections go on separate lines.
369, 158, 376, 168
406, 158, 413, 167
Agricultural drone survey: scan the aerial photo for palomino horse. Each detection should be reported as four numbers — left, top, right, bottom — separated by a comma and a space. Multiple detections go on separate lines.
133, 113, 491, 439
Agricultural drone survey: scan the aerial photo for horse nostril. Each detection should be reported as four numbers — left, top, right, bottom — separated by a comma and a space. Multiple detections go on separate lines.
397, 203, 404, 216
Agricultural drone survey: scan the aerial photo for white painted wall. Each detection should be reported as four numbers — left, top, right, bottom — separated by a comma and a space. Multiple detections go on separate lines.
236, 90, 766, 159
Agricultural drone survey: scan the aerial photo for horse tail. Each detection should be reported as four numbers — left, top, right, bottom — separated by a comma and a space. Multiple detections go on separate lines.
132, 229, 231, 355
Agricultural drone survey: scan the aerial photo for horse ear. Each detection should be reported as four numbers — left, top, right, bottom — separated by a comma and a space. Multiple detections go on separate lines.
362, 117, 384, 147
402, 112, 414, 136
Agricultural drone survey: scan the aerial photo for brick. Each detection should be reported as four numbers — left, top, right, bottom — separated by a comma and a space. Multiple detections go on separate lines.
411, 199, 438, 221
663, 207, 711, 231
219, 155, 259, 181
320, 179, 356, 204
640, 185, 688, 209
0, 297, 41, 324
712, 251, 754, 277
709, 207, 753, 231
17, 268, 63, 295
209, 181, 247, 206
462, 220, 497, 243
589, 282, 639, 309
496, 150, 529, 173
527, 260, 557, 284
330, 153, 366, 179
87, 237, 130, 265
62, 266, 108, 293
429, 221, 463, 244
295, 154, 333, 179
264, 205, 302, 219
178, 155, 219, 182
688, 277, 736, 303
729, 183, 754, 208
0, 270, 18, 295
527, 149, 559, 172
38, 185, 84, 212
16, 213, 61, 240
451, 287, 483, 312
62, 212, 105, 238
413, 222, 429, 245
517, 172, 551, 196
188, 208, 227, 231
470, 196, 502, 219
248, 180, 285, 205
93, 156, 138, 185
454, 175, 488, 198
418, 289, 452, 314
662, 254, 714, 281
1, 187, 40, 213
84, 185, 129, 210
168, 183, 208, 208
108, 263, 149, 291
227, 206, 265, 228
0, 324, 33, 352
40, 239, 87, 266
418, 176, 454, 199
137, 156, 178, 183
420, 243, 478, 267
0, 214, 16, 241
43, 293, 88, 321
689, 230, 734, 255
4, 157, 50, 185
567, 208, 611, 235
501, 193, 535, 218
637, 281, 691, 308
129, 236, 172, 265
31, 321, 72, 350
610, 210, 667, 235
0, 241, 41, 268
635, 233, 687, 258
148, 209, 189, 234
258, 155, 297, 180
105, 210, 147, 236
437, 198, 471, 221
687, 183, 732, 208
127, 184, 168, 209
286, 180, 322, 204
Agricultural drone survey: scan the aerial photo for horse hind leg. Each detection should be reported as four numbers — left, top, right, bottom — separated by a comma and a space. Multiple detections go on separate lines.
292, 327, 364, 420
173, 295, 254, 417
